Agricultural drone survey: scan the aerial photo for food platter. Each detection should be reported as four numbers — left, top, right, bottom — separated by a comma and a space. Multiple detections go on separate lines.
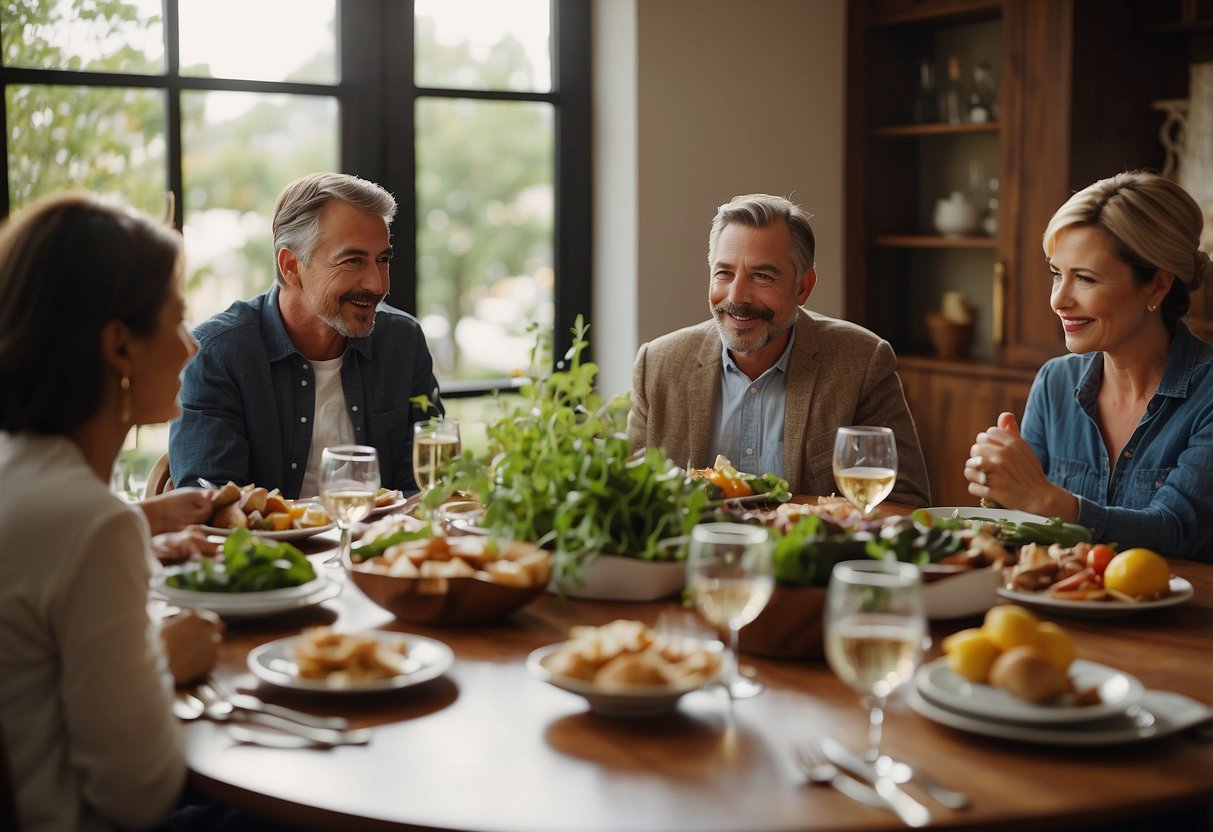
995, 577, 1194, 617
150, 573, 341, 619
908, 686, 1211, 746
200, 522, 336, 541
527, 640, 726, 718
248, 630, 454, 693
924, 506, 1048, 524
915, 656, 1144, 724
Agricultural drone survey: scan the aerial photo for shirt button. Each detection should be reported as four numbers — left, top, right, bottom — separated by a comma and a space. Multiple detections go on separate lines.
290, 462, 298, 470
301, 380, 308, 387
749, 387, 757, 395
302, 364, 310, 370
352, 405, 359, 412
1123, 450, 1132, 458
300, 416, 308, 423
745, 448, 753, 455
1154, 480, 1164, 488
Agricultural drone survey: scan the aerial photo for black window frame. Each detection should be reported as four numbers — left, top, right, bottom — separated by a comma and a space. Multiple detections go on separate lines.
0, 0, 592, 395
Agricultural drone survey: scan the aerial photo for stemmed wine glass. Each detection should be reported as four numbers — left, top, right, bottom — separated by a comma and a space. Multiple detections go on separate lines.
319, 444, 380, 565
832, 426, 898, 516
413, 417, 460, 525
686, 522, 775, 699
824, 560, 925, 762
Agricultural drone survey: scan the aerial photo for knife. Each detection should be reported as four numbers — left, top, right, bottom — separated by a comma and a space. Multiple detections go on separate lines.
820, 737, 931, 828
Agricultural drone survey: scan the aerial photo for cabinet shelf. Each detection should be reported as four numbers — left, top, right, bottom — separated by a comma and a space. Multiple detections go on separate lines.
874, 234, 996, 249
869, 0, 1001, 28
873, 121, 999, 137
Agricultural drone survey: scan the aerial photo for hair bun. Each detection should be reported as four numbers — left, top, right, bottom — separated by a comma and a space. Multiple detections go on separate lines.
1194, 249, 1212, 291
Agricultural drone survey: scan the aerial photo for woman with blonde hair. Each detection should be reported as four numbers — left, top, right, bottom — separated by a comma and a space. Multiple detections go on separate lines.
965, 170, 1213, 563
0, 192, 222, 831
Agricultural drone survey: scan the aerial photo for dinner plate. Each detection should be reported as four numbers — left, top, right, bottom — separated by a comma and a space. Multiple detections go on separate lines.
924, 506, 1048, 524
908, 686, 1211, 746
200, 522, 337, 541
996, 576, 1194, 617
527, 640, 726, 718
365, 494, 414, 519
248, 630, 454, 693
150, 574, 341, 619
915, 656, 1144, 724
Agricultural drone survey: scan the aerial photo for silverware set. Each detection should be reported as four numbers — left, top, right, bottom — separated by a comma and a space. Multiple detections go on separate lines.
174, 677, 370, 747
793, 735, 971, 826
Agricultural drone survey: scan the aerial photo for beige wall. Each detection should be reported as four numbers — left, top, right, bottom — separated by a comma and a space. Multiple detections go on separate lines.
593, 0, 846, 397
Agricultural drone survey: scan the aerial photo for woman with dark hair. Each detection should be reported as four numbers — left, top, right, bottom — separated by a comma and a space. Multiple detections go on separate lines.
965, 171, 1213, 562
0, 192, 222, 831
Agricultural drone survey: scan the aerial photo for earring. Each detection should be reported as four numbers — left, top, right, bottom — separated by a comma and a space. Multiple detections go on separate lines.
120, 376, 132, 423
1148, 304, 1158, 313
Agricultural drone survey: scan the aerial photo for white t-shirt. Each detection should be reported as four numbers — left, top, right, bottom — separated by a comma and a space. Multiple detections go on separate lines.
300, 355, 356, 498
0, 432, 184, 832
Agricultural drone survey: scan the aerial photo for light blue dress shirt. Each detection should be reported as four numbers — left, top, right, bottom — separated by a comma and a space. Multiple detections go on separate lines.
709, 328, 795, 478
1021, 324, 1213, 563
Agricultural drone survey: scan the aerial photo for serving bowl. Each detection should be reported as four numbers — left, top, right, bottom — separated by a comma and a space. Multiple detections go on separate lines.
347, 536, 551, 625
547, 554, 686, 601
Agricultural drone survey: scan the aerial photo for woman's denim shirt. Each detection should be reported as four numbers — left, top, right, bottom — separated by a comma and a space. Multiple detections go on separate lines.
1021, 325, 1213, 563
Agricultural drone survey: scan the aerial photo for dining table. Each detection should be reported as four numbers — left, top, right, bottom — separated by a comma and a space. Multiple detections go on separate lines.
181, 515, 1213, 832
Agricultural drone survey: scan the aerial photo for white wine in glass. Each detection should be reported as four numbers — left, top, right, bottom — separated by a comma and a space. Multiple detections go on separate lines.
824, 560, 925, 762
833, 426, 898, 515
319, 444, 380, 565
412, 418, 461, 495
687, 522, 774, 699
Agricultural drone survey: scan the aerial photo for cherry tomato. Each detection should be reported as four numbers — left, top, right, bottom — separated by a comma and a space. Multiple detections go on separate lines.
1086, 544, 1116, 577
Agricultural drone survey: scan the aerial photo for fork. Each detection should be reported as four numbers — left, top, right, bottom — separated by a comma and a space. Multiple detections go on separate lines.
792, 738, 888, 811
202, 677, 351, 731
193, 681, 370, 746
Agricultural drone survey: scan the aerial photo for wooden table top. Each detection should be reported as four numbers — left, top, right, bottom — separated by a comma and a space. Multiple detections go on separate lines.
184, 536, 1213, 832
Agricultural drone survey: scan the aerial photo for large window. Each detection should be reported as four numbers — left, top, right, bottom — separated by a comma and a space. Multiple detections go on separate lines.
1, 0, 590, 486
0, 0, 590, 382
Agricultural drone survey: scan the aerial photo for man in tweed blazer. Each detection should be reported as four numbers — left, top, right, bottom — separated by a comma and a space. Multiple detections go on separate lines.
627, 194, 930, 506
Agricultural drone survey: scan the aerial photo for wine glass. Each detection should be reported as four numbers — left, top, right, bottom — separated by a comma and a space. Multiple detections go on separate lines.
686, 522, 775, 699
824, 560, 925, 762
832, 426, 898, 516
412, 417, 461, 496
319, 444, 380, 565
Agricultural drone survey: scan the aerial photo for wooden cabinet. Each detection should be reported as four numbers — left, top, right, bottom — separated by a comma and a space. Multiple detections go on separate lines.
846, 0, 1197, 503
897, 357, 1033, 506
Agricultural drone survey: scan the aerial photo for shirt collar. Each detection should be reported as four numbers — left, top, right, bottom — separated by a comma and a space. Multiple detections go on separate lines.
263, 283, 373, 362
720, 325, 797, 378
1074, 324, 1205, 402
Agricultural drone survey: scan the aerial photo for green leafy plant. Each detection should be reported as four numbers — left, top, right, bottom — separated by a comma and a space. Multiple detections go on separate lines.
432, 315, 710, 588
165, 529, 316, 592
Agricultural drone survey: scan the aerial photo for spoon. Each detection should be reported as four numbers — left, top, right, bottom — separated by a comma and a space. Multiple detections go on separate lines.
874, 755, 970, 810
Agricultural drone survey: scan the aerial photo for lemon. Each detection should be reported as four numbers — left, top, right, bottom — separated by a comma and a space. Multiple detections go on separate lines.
942, 628, 1000, 682
1103, 548, 1170, 598
982, 604, 1038, 651
1032, 621, 1077, 672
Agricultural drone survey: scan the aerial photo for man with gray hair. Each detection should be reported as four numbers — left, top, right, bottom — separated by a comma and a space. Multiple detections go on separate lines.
170, 172, 441, 497
627, 193, 929, 505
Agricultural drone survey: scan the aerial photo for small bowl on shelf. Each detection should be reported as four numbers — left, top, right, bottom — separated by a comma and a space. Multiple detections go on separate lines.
925, 311, 974, 360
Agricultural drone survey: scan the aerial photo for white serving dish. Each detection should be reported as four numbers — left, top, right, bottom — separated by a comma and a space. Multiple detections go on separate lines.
546, 554, 685, 601
921, 564, 1001, 620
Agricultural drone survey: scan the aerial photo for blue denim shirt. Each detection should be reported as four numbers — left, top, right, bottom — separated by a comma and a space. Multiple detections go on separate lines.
168, 285, 441, 498
1021, 325, 1213, 563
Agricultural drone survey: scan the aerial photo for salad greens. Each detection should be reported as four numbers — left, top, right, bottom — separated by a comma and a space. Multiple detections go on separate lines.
771, 514, 874, 587
431, 316, 709, 589
165, 529, 316, 592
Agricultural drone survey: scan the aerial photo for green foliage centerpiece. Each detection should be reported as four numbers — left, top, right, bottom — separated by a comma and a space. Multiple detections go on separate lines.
428, 316, 709, 590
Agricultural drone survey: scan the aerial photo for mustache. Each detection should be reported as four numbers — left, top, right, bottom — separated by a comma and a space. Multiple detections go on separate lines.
340, 291, 385, 306
712, 301, 774, 322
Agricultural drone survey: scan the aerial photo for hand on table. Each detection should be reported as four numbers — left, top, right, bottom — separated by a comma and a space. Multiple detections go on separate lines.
161, 609, 224, 686
152, 527, 220, 565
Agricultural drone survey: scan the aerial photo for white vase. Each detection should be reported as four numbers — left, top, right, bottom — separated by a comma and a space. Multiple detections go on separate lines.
933, 191, 979, 236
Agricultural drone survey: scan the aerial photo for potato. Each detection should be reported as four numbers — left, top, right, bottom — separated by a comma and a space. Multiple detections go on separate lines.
989, 645, 1071, 703
211, 502, 248, 529
982, 604, 1039, 651
241, 486, 269, 514
264, 490, 290, 515
942, 628, 1000, 683
211, 481, 242, 508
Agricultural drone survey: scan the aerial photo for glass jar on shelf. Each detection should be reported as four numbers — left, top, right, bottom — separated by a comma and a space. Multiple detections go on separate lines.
914, 58, 938, 124
968, 62, 997, 124
939, 56, 964, 125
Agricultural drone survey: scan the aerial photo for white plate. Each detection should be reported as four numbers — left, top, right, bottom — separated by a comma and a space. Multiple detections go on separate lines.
996, 576, 1194, 617
248, 630, 454, 693
909, 686, 1211, 746
545, 554, 686, 601
924, 506, 1047, 524
915, 656, 1143, 724
527, 640, 725, 718
201, 522, 337, 541
151, 574, 341, 619
366, 494, 414, 519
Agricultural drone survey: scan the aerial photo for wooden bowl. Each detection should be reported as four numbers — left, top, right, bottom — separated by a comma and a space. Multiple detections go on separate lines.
347, 538, 551, 625
736, 585, 827, 660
